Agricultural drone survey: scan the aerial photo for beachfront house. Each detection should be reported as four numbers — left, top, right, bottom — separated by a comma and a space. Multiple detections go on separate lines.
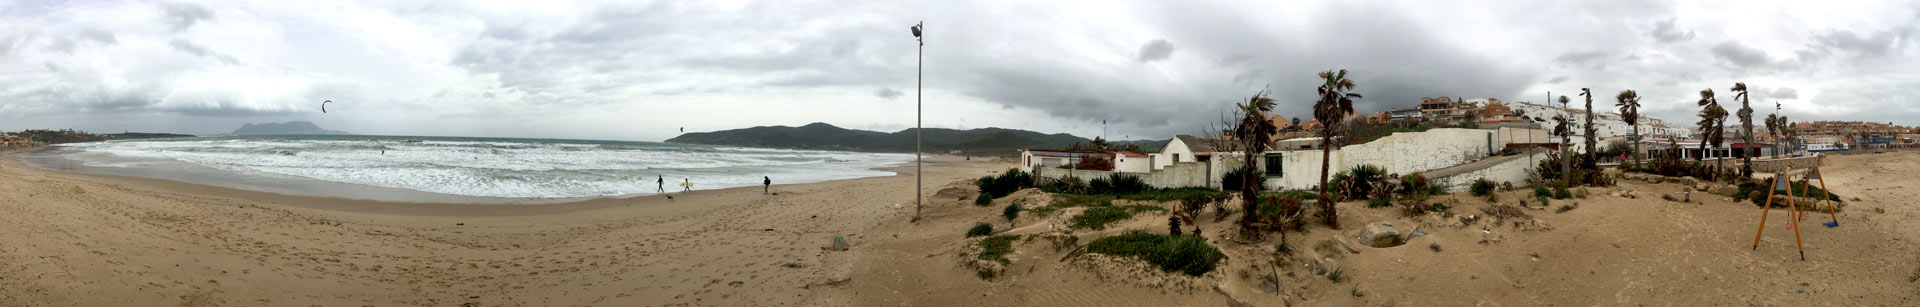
1802, 135, 1847, 153
1019, 149, 1152, 174
1149, 135, 1223, 171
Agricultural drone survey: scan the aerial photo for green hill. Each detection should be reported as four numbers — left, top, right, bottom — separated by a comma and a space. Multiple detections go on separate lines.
665, 123, 1161, 156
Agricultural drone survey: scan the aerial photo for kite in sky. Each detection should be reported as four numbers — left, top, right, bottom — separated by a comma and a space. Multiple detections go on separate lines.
321, 100, 334, 113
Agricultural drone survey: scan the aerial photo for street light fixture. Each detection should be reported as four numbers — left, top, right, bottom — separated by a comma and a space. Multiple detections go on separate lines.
911, 21, 924, 221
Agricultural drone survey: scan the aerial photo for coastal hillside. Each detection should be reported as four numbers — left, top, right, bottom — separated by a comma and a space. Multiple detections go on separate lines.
8, 129, 195, 144
233, 121, 350, 136
666, 122, 1163, 155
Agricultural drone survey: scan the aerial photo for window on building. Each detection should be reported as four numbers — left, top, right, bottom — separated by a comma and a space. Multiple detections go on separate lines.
1263, 153, 1283, 176
1173, 153, 1181, 162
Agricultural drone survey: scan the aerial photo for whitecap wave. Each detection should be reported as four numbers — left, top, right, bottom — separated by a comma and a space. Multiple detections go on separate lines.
65, 136, 912, 198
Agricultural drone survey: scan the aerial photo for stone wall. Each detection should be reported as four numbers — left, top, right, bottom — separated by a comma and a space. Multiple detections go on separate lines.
1749, 155, 1824, 174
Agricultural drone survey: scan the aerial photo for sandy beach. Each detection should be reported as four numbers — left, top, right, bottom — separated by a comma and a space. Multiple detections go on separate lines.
5, 149, 1920, 306
0, 149, 1004, 306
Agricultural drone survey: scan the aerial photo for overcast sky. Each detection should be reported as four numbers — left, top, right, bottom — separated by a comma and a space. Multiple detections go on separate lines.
3, 0, 1917, 141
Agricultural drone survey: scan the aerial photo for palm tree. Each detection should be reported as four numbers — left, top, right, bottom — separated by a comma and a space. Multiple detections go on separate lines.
1782, 118, 1795, 154
1556, 95, 1572, 185
1615, 90, 1643, 167
1696, 89, 1727, 179
1551, 113, 1572, 184
1579, 88, 1597, 172
1765, 113, 1781, 159
1732, 83, 1755, 177
1232, 91, 1278, 231
1313, 69, 1361, 229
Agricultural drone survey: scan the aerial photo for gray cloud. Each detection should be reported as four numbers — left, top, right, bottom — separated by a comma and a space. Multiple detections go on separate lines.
167, 39, 240, 65
1813, 27, 1914, 57
1649, 17, 1694, 43
1555, 50, 1608, 64
1214, 54, 1251, 66
1767, 87, 1799, 100
164, 103, 302, 117
42, 37, 74, 54
6, 1, 1920, 140
1137, 39, 1174, 62
77, 29, 116, 45
1709, 41, 1773, 68
886, 1, 1548, 138
161, 2, 214, 32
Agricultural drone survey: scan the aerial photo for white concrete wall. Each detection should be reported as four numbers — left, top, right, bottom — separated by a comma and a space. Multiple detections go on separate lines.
1268, 149, 1338, 190
1113, 155, 1151, 173
1263, 128, 1499, 190
1341, 128, 1496, 175
1208, 153, 1242, 189
1430, 151, 1548, 192
1495, 127, 1550, 146
1032, 161, 1211, 189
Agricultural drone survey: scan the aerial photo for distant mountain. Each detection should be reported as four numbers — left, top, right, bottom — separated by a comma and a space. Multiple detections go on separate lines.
665, 122, 1159, 156
233, 121, 349, 136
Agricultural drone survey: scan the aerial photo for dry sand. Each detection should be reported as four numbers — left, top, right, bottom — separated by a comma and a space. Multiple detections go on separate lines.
4, 149, 1920, 306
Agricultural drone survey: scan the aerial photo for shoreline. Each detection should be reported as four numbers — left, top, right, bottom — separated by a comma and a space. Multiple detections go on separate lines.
22, 137, 920, 204
0, 150, 1011, 306
0, 152, 945, 217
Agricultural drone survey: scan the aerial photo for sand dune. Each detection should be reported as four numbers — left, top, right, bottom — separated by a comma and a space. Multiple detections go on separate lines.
3, 150, 1919, 306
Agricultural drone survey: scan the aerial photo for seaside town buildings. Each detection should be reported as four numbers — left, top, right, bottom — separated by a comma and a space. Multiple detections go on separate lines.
1417, 97, 1481, 126
1021, 94, 1906, 191
0, 133, 33, 149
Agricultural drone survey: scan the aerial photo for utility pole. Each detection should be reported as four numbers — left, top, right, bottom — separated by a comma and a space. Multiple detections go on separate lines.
911, 21, 925, 221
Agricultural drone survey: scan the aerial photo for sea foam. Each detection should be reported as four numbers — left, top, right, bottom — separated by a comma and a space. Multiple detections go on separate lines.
64, 136, 912, 198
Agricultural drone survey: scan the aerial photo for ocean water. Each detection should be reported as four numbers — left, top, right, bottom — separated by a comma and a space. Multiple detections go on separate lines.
45, 135, 912, 200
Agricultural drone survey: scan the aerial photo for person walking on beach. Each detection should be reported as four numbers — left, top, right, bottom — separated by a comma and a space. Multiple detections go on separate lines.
763, 176, 771, 195
656, 175, 665, 193
681, 178, 693, 193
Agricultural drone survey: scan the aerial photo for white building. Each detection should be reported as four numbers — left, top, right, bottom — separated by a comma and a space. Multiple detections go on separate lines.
1150, 135, 1232, 170
1020, 150, 1153, 174
1505, 101, 1690, 152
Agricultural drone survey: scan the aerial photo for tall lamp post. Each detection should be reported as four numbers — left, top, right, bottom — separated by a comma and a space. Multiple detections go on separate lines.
911, 21, 924, 221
